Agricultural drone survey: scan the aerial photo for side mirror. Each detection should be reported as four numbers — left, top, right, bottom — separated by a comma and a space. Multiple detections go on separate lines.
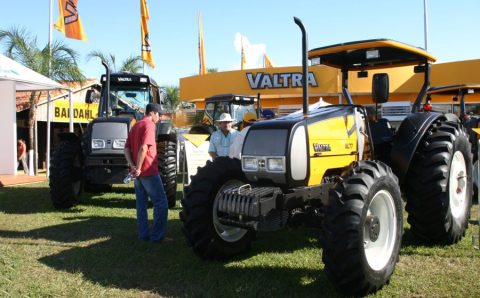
85, 89, 94, 104
372, 73, 389, 103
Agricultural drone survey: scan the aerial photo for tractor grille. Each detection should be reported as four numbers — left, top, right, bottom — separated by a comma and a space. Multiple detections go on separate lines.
218, 186, 280, 218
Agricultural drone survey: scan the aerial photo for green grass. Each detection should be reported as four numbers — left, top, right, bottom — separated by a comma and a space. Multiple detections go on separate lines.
1, 182, 480, 297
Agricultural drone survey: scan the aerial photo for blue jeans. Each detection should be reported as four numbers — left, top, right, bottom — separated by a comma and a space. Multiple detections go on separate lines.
134, 174, 168, 241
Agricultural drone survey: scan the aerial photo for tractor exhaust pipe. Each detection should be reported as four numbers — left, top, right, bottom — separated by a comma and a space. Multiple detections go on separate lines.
257, 92, 261, 118
102, 60, 110, 118
294, 17, 308, 116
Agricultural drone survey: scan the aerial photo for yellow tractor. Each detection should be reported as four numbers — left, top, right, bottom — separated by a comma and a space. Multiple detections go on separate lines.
180, 18, 472, 296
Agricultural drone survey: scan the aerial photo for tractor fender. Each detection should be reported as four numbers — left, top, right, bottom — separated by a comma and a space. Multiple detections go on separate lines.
444, 113, 460, 123
390, 112, 447, 185
157, 121, 173, 135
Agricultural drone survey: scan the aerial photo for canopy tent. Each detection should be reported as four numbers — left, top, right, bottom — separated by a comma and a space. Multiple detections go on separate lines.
0, 54, 64, 91
0, 53, 71, 175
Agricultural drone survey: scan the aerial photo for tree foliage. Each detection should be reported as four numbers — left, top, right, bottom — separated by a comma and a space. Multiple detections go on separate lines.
0, 26, 86, 172
86, 50, 142, 73
164, 85, 180, 111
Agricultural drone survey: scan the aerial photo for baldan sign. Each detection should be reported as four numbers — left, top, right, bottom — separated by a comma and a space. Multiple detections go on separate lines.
53, 100, 98, 123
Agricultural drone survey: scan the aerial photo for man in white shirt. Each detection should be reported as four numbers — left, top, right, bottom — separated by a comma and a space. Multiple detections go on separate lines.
208, 113, 239, 160
229, 112, 257, 160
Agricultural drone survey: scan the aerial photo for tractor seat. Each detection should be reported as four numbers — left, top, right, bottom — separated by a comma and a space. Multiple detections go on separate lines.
369, 118, 394, 145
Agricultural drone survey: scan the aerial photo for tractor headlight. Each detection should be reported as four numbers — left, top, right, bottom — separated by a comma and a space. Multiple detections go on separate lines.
112, 139, 126, 149
91, 139, 105, 149
242, 156, 258, 172
267, 157, 285, 172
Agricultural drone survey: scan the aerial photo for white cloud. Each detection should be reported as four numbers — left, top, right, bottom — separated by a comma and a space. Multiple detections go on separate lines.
234, 33, 266, 69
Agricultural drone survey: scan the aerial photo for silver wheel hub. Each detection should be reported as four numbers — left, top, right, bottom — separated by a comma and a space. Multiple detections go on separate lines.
212, 180, 248, 243
366, 215, 380, 242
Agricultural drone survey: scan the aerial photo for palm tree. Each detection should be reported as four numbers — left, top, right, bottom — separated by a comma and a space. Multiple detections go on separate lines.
164, 85, 180, 111
0, 26, 85, 172
86, 51, 142, 73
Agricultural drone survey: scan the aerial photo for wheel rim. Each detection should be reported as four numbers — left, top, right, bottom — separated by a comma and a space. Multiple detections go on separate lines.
364, 189, 397, 271
449, 151, 468, 219
212, 180, 248, 243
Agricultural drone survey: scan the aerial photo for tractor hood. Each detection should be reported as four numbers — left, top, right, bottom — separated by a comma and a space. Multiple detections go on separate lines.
87, 117, 134, 155
242, 105, 361, 187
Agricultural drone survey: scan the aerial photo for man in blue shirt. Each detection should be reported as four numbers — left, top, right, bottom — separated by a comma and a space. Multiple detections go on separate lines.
208, 113, 239, 160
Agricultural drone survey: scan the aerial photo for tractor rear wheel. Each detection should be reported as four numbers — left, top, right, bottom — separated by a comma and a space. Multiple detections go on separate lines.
158, 140, 177, 208
49, 140, 83, 209
180, 157, 255, 259
404, 121, 472, 244
321, 160, 403, 296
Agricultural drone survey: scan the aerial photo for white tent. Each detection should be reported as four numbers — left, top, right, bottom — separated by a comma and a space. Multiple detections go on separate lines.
0, 54, 67, 175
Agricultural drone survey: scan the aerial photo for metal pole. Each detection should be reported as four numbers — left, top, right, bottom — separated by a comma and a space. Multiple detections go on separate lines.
423, 0, 428, 51
69, 90, 73, 132
46, 0, 54, 178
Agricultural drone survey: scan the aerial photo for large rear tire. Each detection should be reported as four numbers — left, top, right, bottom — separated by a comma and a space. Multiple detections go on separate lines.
158, 140, 177, 208
321, 160, 403, 296
49, 140, 83, 209
180, 157, 255, 259
404, 121, 472, 244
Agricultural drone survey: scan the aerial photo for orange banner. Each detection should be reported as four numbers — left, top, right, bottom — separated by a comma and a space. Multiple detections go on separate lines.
54, 0, 87, 41
264, 53, 274, 68
241, 37, 246, 70
141, 0, 155, 68
198, 12, 207, 75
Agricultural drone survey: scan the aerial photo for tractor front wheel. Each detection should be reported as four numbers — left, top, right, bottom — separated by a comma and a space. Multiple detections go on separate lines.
321, 160, 403, 296
180, 157, 255, 259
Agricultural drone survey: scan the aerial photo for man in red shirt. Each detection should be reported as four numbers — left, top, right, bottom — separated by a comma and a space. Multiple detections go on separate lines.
17, 139, 29, 174
124, 103, 169, 243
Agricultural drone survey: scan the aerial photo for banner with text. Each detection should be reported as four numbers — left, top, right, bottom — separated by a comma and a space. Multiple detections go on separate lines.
182, 134, 211, 184
53, 100, 98, 123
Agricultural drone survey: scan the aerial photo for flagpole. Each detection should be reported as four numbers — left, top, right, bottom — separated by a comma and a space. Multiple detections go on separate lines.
423, 0, 428, 50
241, 36, 244, 70
141, 1, 144, 74
45, 0, 54, 178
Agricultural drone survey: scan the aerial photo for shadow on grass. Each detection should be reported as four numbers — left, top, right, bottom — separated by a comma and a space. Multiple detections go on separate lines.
0, 186, 134, 214
0, 183, 173, 214
0, 186, 58, 214
0, 215, 338, 297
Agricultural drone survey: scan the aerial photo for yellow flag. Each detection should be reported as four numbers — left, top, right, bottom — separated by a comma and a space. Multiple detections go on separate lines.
241, 37, 246, 70
141, 0, 155, 68
264, 53, 274, 68
54, 0, 87, 41
198, 12, 207, 75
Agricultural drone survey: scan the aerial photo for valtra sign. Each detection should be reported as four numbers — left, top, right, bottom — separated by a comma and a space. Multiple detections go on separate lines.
246, 72, 318, 89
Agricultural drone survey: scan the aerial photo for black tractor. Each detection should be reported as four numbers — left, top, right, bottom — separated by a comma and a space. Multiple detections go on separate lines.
49, 63, 178, 209
189, 93, 261, 135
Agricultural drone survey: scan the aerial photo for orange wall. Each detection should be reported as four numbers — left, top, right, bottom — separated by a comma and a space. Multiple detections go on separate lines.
181, 59, 480, 108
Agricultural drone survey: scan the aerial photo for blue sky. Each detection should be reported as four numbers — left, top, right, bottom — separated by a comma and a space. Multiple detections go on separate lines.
0, 0, 479, 86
